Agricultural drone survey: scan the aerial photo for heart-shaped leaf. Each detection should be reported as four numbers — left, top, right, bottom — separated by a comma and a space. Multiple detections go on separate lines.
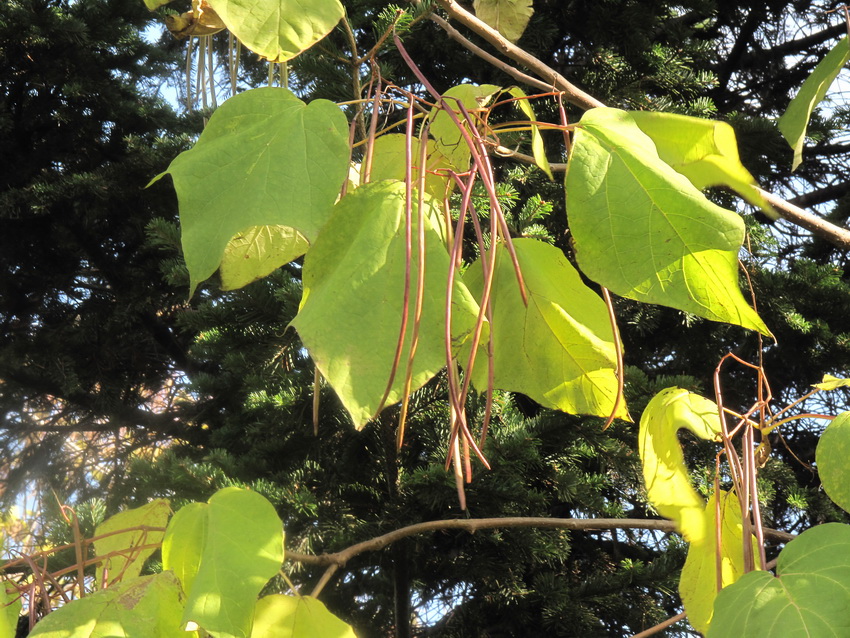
566, 107, 770, 336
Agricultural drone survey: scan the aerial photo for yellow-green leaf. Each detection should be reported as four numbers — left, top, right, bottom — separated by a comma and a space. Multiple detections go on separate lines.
0, 580, 21, 638
430, 84, 501, 172
250, 595, 355, 638
679, 490, 754, 634
779, 36, 850, 170
153, 87, 349, 298
566, 107, 771, 336
206, 0, 344, 62
630, 110, 771, 215
506, 87, 552, 180
638, 387, 722, 543
472, 0, 533, 43
178, 487, 284, 638
220, 226, 309, 291
162, 502, 207, 596
93, 498, 171, 585
813, 373, 850, 391
465, 238, 626, 419
816, 410, 850, 513
368, 134, 453, 200
290, 181, 483, 428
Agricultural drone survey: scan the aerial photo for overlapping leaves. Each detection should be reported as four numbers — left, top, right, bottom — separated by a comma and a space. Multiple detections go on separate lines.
465, 238, 626, 418
290, 180, 483, 428
153, 87, 348, 297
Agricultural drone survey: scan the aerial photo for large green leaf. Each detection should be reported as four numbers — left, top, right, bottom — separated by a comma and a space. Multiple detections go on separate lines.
779, 37, 850, 170
0, 580, 21, 638
28, 572, 191, 638
206, 0, 344, 62
566, 107, 770, 336
290, 180, 483, 428
638, 388, 722, 543
708, 523, 850, 636
180, 487, 284, 638
93, 498, 170, 584
679, 490, 755, 634
250, 595, 356, 638
465, 238, 626, 419
630, 110, 770, 214
816, 411, 850, 513
430, 84, 501, 172
472, 0, 533, 43
162, 502, 207, 596
219, 226, 309, 291
154, 87, 349, 297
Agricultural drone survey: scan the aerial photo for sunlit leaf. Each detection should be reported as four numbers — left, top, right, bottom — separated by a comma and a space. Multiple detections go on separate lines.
181, 487, 284, 638
143, 0, 171, 10
0, 580, 21, 638
290, 181, 483, 428
153, 87, 349, 297
709, 523, 850, 636
630, 110, 771, 214
566, 107, 770, 336
506, 87, 552, 180
816, 410, 850, 513
679, 490, 755, 634
638, 387, 722, 543
813, 373, 850, 391
250, 595, 355, 638
28, 572, 192, 638
430, 84, 501, 172
779, 36, 850, 170
162, 502, 207, 596
368, 134, 452, 200
219, 225, 309, 290
466, 238, 626, 419
472, 0, 533, 43
93, 498, 170, 584
206, 0, 344, 62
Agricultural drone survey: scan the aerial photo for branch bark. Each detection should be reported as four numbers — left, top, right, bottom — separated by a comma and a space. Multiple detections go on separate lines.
434, 0, 604, 110
288, 516, 796, 569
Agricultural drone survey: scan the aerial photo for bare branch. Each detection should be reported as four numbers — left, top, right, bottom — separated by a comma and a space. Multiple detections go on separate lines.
434, 0, 604, 110
286, 516, 796, 570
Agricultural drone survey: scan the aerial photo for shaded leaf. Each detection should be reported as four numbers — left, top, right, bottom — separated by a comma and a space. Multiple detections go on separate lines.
779, 36, 850, 170
506, 87, 552, 179
153, 87, 349, 297
630, 110, 770, 215
680, 490, 755, 634
368, 134, 452, 200
180, 487, 284, 638
29, 572, 191, 638
638, 387, 721, 543
290, 181, 483, 428
93, 498, 170, 585
472, 0, 533, 43
430, 84, 501, 172
206, 0, 344, 62
220, 226, 309, 291
566, 107, 770, 336
816, 411, 850, 513
250, 595, 355, 638
708, 523, 850, 636
465, 238, 626, 419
